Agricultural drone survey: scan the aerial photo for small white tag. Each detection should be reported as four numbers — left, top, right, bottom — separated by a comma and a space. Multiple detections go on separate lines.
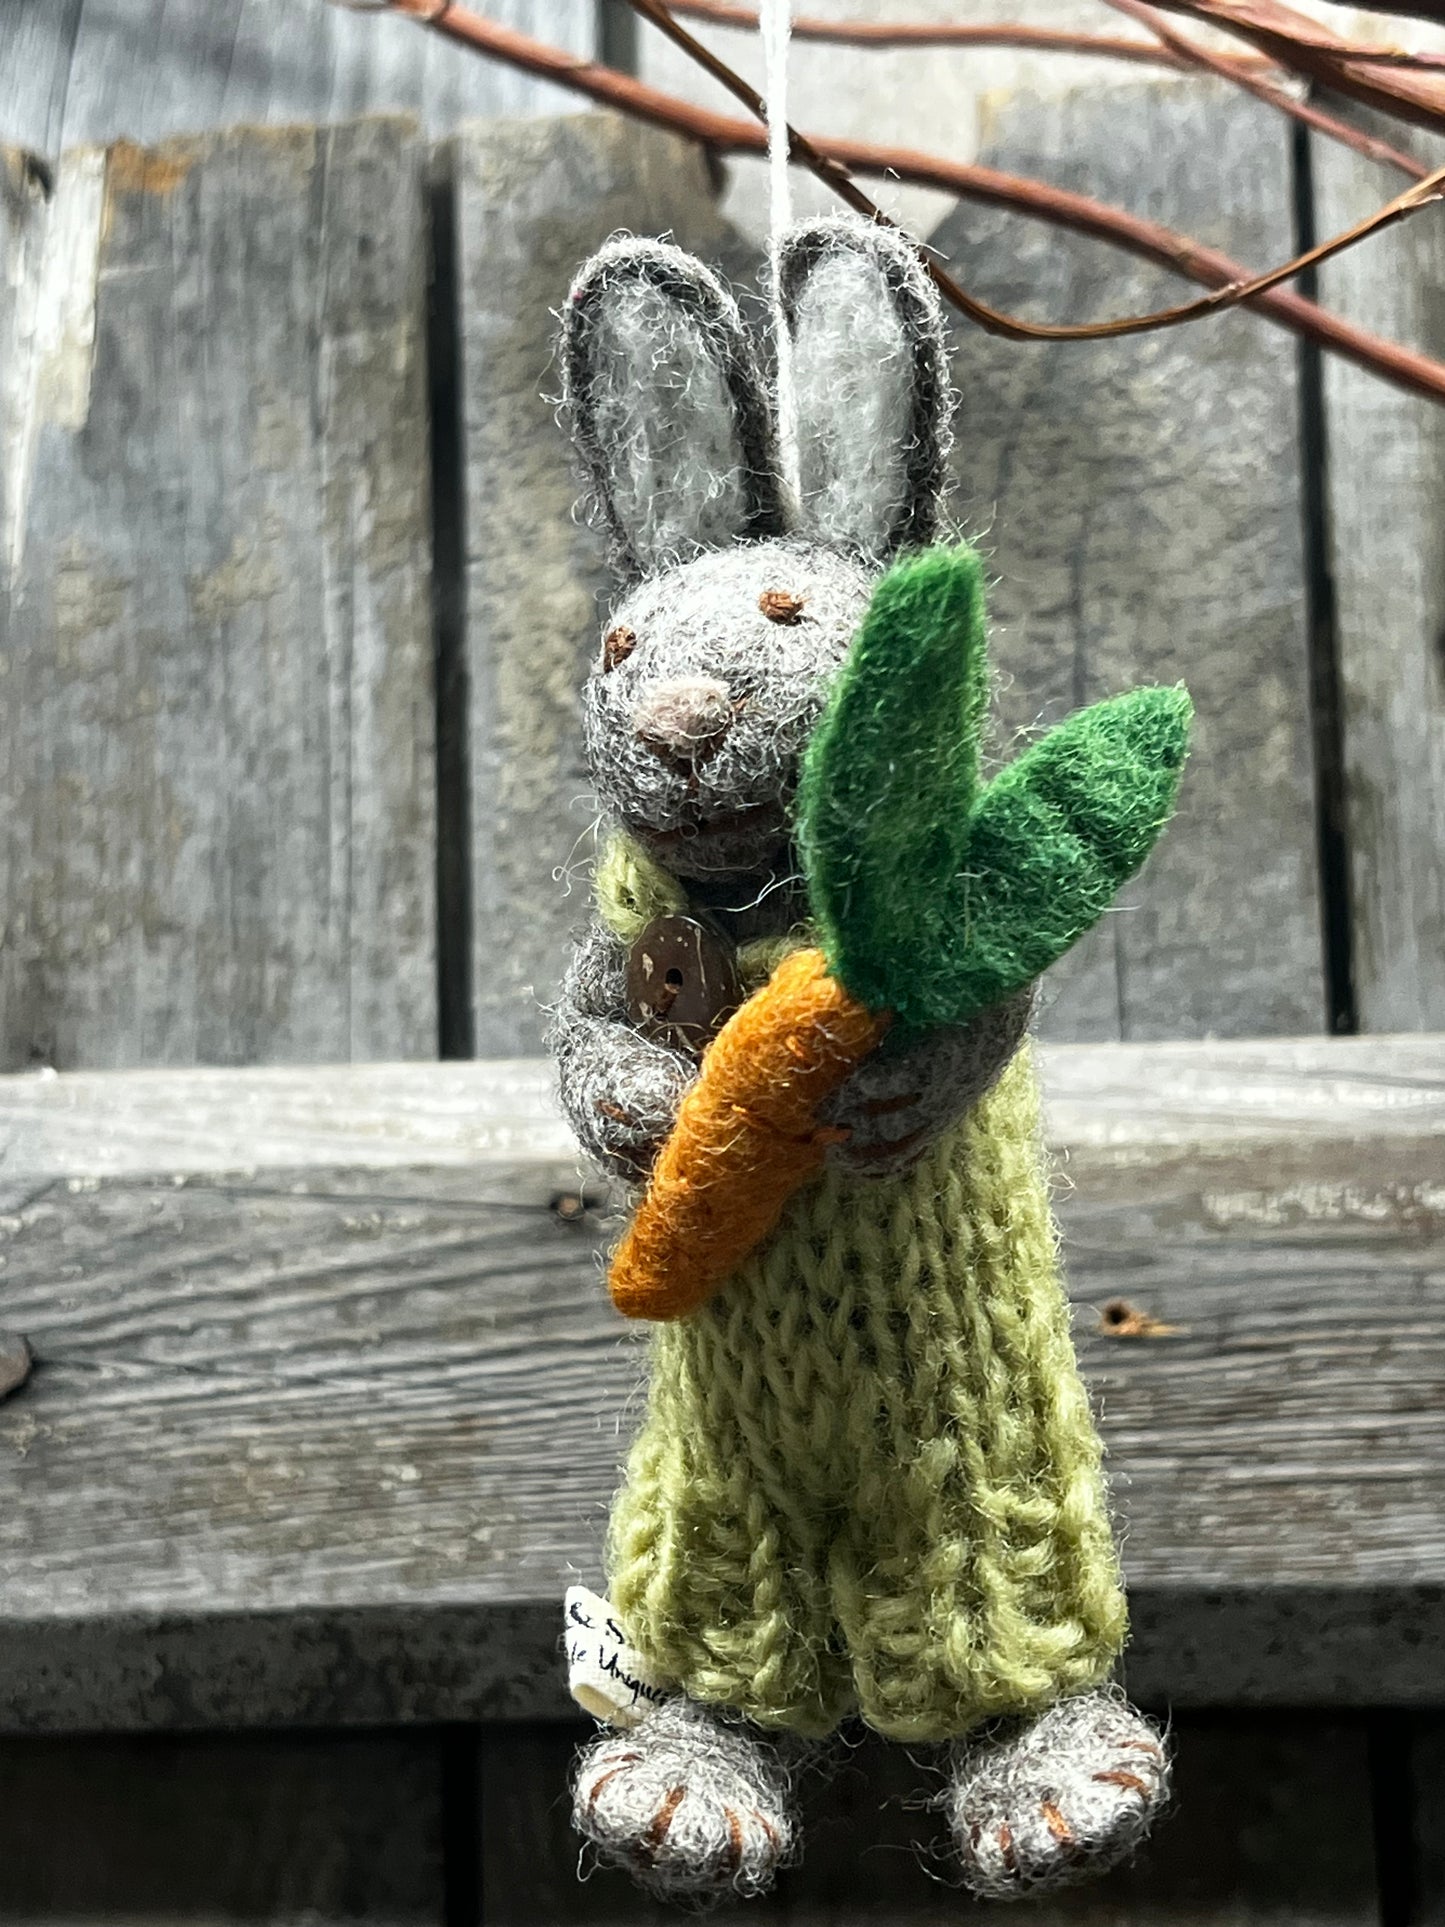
564, 1585, 675, 1727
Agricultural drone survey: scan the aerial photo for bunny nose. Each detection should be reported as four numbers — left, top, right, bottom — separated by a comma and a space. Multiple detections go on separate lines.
633, 677, 734, 766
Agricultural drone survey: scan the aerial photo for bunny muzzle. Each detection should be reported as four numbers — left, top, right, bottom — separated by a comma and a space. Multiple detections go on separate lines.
582, 542, 874, 880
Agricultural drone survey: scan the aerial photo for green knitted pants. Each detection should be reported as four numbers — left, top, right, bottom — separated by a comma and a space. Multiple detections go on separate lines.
607, 1045, 1128, 1743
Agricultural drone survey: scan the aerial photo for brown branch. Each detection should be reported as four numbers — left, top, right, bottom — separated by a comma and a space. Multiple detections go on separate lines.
657, 0, 1445, 71
371, 0, 1445, 406
1105, 0, 1429, 176
1308, 0, 1445, 23
1326, 44, 1445, 68
628, 0, 1445, 345
1145, 0, 1445, 132
664, 0, 1197, 68
836, 127, 1445, 391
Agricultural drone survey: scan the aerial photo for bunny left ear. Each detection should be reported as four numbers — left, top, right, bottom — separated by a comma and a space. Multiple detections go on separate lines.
561, 236, 785, 578
779, 217, 953, 560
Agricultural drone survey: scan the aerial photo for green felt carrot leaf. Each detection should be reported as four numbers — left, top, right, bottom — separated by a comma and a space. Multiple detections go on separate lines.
796, 545, 989, 1009
924, 682, 1194, 1029
797, 545, 1192, 1034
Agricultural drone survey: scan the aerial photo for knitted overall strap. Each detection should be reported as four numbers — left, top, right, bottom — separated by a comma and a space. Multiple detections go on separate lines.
595, 831, 812, 991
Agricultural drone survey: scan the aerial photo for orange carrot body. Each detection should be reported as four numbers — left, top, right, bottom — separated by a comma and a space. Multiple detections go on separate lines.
608, 947, 889, 1321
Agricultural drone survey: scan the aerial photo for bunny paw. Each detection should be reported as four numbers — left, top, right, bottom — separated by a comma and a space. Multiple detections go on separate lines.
944, 1690, 1169, 1898
573, 1697, 796, 1901
823, 988, 1034, 1176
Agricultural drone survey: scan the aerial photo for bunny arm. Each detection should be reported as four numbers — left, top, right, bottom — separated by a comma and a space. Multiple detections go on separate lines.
821, 985, 1036, 1177
551, 921, 697, 1184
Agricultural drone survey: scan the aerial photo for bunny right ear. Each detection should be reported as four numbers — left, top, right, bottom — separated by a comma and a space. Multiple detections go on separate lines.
561, 237, 786, 578
780, 217, 953, 560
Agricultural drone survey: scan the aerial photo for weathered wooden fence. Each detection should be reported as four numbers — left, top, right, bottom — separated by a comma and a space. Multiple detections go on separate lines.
1, 3, 1444, 1918
5, 96, 1443, 1064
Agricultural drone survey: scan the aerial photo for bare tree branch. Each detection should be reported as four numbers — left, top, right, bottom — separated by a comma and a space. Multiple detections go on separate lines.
664, 0, 1204, 68
627, 0, 1445, 346
1307, 0, 1445, 25
1105, 0, 1429, 175
661, 0, 1445, 70
368, 0, 1445, 406
1146, 0, 1445, 131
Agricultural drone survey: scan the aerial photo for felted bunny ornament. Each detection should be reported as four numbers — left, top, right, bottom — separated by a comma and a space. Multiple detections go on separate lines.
551, 216, 1190, 1904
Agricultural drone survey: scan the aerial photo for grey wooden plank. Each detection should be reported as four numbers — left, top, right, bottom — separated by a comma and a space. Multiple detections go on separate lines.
480, 1724, 672, 1923
0, 1058, 572, 1182
799, 1715, 1379, 1924
931, 80, 1326, 1042
0, 1728, 445, 1921
1313, 120, 1445, 1034
0, 1040, 1439, 1731
451, 114, 763, 1056
0, 1034, 1439, 1184
0, 120, 437, 1070
0, 1, 82, 165
482, 1716, 1379, 1924
0, 0, 597, 161
1414, 1716, 1445, 1927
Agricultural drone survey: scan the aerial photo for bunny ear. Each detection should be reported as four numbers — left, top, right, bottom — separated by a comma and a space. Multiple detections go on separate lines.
780, 217, 953, 560
561, 237, 785, 578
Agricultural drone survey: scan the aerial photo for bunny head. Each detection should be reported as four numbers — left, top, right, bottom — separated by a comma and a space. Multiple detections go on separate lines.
561, 217, 953, 882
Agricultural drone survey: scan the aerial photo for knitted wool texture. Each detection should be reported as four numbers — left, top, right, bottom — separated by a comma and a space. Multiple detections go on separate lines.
595, 832, 687, 937
606, 1043, 1128, 1742
798, 547, 1193, 1033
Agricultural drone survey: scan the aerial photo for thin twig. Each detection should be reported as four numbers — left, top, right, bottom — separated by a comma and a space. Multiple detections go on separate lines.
1147, 0, 1445, 132
835, 125, 1445, 390
665, 0, 1202, 67
1106, 0, 1429, 176
366, 0, 1445, 405
664, 0, 1445, 71
628, 0, 1445, 342
1311, 0, 1445, 23
668, 0, 1429, 184
1320, 44, 1445, 68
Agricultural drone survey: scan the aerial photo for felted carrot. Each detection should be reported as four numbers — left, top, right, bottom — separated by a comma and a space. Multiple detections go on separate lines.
607, 947, 888, 1320
606, 546, 1191, 1321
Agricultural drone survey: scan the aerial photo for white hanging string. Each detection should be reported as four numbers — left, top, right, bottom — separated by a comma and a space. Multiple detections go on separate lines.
759, 0, 799, 517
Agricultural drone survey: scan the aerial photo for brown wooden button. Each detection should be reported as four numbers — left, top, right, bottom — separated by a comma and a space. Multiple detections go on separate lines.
625, 915, 745, 1055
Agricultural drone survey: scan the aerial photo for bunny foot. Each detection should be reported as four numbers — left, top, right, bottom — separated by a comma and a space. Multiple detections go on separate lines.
943, 1690, 1169, 1898
573, 1697, 796, 1902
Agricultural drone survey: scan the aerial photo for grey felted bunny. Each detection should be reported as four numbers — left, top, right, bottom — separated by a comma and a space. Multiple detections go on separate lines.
549, 217, 1170, 1905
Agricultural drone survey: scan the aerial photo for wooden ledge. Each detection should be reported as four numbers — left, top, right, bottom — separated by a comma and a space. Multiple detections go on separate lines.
0, 1039, 1441, 1733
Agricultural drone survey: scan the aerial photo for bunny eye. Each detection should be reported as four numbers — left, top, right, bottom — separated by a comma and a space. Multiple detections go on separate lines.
759, 589, 806, 625
602, 625, 637, 672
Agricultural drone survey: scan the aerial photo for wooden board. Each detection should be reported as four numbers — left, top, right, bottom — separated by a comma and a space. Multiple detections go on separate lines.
0, 121, 437, 1071
479, 1714, 1381, 1925
0, 0, 597, 162
930, 81, 1327, 1042
1412, 1715, 1445, 1927
1313, 121, 1445, 1033
450, 114, 761, 1055
0, 1040, 1440, 1731
0, 1728, 445, 1922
